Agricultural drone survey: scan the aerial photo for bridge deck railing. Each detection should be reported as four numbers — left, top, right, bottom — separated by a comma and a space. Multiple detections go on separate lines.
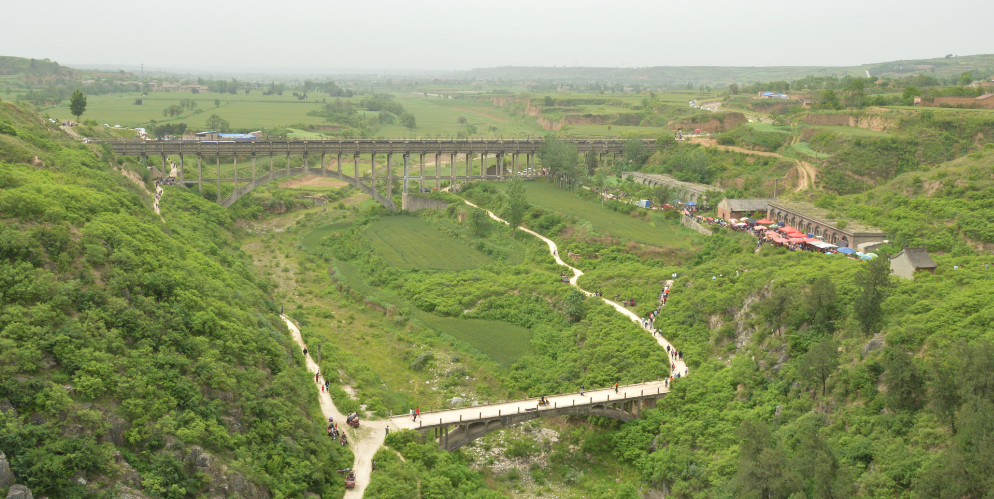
391, 380, 667, 422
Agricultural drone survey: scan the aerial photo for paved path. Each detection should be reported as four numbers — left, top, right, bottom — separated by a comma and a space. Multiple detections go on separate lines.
281, 315, 402, 499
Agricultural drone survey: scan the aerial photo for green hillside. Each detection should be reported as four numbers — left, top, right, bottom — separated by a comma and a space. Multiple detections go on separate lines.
0, 101, 352, 497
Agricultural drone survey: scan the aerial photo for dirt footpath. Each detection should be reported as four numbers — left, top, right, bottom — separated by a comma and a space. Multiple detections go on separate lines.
281, 315, 403, 498
278, 175, 349, 190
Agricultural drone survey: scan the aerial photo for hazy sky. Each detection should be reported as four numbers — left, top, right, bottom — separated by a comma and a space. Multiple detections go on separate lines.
4, 0, 990, 73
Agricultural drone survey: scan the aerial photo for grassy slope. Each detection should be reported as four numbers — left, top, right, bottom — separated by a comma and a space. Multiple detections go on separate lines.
0, 101, 352, 498
496, 180, 693, 249
365, 215, 495, 270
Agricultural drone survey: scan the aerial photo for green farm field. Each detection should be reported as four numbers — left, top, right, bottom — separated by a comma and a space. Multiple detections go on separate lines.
365, 215, 494, 269
41, 91, 329, 130
497, 181, 694, 248
791, 142, 831, 159
803, 124, 892, 137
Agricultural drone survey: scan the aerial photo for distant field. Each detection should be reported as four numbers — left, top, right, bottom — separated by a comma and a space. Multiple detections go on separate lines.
803, 125, 892, 137
791, 142, 831, 159
746, 123, 795, 134
300, 220, 352, 252
41, 91, 328, 130
496, 181, 693, 248
365, 215, 494, 269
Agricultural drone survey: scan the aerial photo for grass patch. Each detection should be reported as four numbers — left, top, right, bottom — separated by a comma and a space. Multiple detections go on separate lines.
366, 215, 494, 270
803, 124, 892, 137
417, 315, 533, 367
791, 142, 831, 159
496, 181, 692, 248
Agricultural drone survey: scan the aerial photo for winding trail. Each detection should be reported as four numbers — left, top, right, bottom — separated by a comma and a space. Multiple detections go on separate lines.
281, 197, 688, 497
464, 200, 687, 375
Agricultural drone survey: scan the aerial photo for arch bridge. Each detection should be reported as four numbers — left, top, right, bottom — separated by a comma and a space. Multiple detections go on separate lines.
621, 171, 722, 204
390, 381, 668, 451
109, 139, 655, 210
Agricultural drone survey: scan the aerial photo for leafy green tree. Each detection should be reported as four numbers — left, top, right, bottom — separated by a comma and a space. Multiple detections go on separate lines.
651, 184, 672, 208
854, 256, 892, 333
378, 111, 396, 124
584, 151, 599, 175
469, 208, 490, 235
818, 89, 841, 110
457, 116, 467, 125
805, 276, 839, 334
729, 83, 740, 95
540, 135, 583, 186
69, 89, 86, 122
564, 289, 585, 322
958, 71, 974, 86
204, 114, 230, 133
213, 98, 220, 107
800, 339, 840, 396
502, 178, 529, 234
884, 347, 923, 412
902, 86, 919, 100
400, 113, 416, 130
760, 284, 794, 337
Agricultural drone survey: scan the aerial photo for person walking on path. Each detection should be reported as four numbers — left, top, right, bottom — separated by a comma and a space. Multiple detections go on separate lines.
410, 408, 415, 421
614, 382, 619, 394
580, 384, 585, 396
415, 406, 420, 421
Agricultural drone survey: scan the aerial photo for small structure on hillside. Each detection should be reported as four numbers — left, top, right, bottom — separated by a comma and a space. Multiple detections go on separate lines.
716, 198, 773, 221
889, 247, 937, 280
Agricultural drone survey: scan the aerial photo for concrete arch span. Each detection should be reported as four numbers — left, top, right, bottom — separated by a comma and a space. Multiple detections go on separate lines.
217, 166, 395, 210
417, 397, 651, 451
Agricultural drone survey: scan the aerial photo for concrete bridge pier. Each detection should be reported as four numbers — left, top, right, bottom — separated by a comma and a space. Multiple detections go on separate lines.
353, 154, 360, 182
419, 153, 425, 191
179, 154, 184, 183
386, 152, 393, 199
337, 152, 342, 175
233, 154, 237, 186
370, 151, 376, 190
196, 154, 203, 192
251, 153, 256, 180
215, 154, 221, 201
402, 153, 410, 195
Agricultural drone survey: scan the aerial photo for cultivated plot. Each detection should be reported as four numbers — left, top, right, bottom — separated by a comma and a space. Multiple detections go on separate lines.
365, 215, 494, 269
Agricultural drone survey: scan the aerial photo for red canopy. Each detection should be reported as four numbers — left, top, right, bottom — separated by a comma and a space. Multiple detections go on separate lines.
789, 237, 807, 243
765, 231, 779, 237
773, 237, 788, 243
782, 226, 798, 233
755, 219, 774, 225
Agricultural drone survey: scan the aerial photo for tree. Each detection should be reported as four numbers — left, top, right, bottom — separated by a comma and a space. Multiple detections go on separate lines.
469, 208, 490, 236
502, 178, 529, 235
540, 135, 583, 187
702, 188, 723, 210
854, 256, 892, 333
805, 276, 839, 334
902, 86, 919, 100
884, 347, 923, 412
958, 71, 974, 86
456, 116, 467, 125
759, 284, 794, 337
69, 89, 87, 122
842, 79, 866, 112
213, 98, 220, 107
818, 89, 841, 110
651, 184, 672, 208
400, 113, 416, 130
729, 83, 740, 95
584, 151, 599, 176
204, 114, 230, 133
800, 339, 840, 396
543, 96, 554, 106
564, 289, 585, 322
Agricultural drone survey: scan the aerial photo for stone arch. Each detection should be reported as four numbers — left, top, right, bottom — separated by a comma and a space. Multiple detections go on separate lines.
218, 167, 396, 210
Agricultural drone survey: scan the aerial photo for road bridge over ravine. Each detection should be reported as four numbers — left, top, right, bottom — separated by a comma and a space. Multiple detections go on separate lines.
109, 139, 655, 210
390, 381, 669, 451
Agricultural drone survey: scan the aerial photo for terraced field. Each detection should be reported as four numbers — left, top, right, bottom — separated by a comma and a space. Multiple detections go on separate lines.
496, 181, 694, 248
365, 215, 494, 269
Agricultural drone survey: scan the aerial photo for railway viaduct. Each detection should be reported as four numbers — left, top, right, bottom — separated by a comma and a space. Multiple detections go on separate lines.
109, 139, 655, 210
621, 171, 723, 204
390, 380, 669, 451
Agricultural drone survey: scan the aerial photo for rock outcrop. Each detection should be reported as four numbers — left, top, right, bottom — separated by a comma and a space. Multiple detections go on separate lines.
6, 485, 33, 499
0, 451, 14, 488
0, 399, 17, 418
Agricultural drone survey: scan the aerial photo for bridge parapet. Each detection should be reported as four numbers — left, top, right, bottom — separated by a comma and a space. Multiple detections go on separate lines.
390, 382, 668, 451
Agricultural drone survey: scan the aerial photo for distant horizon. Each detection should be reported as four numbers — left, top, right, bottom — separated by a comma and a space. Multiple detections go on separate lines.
5, 0, 990, 73
51, 52, 993, 80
